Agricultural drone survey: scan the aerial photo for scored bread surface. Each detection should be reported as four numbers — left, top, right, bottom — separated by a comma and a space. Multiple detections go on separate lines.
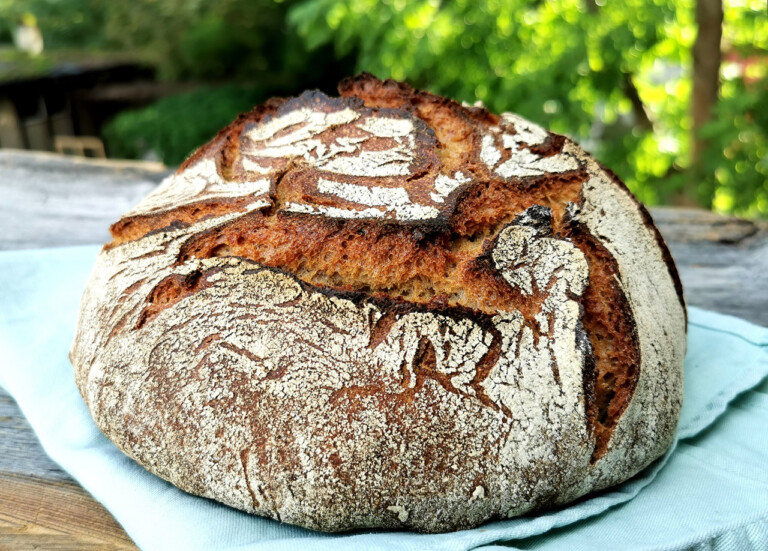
71, 74, 686, 532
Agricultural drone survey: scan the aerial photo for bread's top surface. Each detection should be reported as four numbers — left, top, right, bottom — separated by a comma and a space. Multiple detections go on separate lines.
113, 74, 582, 235
74, 75, 687, 531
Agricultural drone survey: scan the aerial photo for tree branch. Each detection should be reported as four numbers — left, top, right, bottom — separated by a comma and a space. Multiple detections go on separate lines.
692, 0, 723, 164
621, 73, 654, 132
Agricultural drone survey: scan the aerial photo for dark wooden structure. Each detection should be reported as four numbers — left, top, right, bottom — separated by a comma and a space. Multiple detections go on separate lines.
0, 59, 154, 152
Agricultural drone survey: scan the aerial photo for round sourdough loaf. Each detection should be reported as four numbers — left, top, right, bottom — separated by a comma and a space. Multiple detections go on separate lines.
71, 74, 686, 533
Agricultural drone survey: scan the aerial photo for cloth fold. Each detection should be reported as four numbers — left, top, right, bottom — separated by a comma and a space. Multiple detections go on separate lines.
0, 245, 766, 551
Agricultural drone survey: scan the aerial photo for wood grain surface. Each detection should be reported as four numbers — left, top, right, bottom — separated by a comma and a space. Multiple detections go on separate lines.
0, 474, 136, 551
0, 150, 766, 550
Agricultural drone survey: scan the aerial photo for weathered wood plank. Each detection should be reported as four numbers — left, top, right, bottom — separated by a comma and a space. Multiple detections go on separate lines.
650, 207, 768, 327
0, 150, 169, 250
0, 151, 766, 549
649, 207, 765, 244
0, 391, 70, 481
0, 473, 137, 550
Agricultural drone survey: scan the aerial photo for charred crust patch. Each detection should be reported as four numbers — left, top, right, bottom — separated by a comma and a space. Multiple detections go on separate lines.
512, 205, 553, 235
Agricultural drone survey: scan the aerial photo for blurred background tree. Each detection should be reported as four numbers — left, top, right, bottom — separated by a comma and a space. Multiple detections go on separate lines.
1, 0, 766, 216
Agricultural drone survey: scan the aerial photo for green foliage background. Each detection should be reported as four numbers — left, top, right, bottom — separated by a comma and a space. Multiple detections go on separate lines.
101, 85, 266, 164
2, 0, 766, 216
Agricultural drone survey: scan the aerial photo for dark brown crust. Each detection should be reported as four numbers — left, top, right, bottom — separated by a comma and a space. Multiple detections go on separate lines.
134, 268, 219, 330
107, 73, 680, 463
109, 199, 253, 246
563, 217, 640, 461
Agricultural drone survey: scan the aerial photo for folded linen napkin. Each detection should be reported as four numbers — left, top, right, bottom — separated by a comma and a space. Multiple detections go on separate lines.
0, 245, 766, 551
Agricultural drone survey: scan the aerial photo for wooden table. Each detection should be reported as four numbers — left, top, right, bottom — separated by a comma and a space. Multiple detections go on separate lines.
1, 150, 766, 550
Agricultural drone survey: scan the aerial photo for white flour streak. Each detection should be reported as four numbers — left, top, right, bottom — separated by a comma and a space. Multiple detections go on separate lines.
480, 112, 578, 178
500, 113, 548, 146
244, 107, 360, 144
127, 159, 271, 216
495, 148, 579, 178
430, 172, 471, 203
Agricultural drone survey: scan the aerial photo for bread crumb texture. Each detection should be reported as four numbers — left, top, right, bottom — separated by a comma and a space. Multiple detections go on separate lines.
71, 74, 686, 533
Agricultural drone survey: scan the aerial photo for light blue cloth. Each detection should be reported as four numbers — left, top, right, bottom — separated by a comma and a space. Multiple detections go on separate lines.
0, 245, 766, 551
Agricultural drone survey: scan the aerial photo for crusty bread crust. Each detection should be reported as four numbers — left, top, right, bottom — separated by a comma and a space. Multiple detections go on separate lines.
71, 74, 686, 532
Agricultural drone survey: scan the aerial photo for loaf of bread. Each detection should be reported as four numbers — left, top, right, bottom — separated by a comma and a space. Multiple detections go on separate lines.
71, 74, 686, 533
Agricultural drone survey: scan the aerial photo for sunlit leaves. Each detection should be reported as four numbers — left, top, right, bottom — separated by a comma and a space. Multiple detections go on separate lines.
701, 76, 768, 217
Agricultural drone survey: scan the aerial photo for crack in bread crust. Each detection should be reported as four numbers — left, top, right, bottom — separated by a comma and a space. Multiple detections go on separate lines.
71, 74, 686, 533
